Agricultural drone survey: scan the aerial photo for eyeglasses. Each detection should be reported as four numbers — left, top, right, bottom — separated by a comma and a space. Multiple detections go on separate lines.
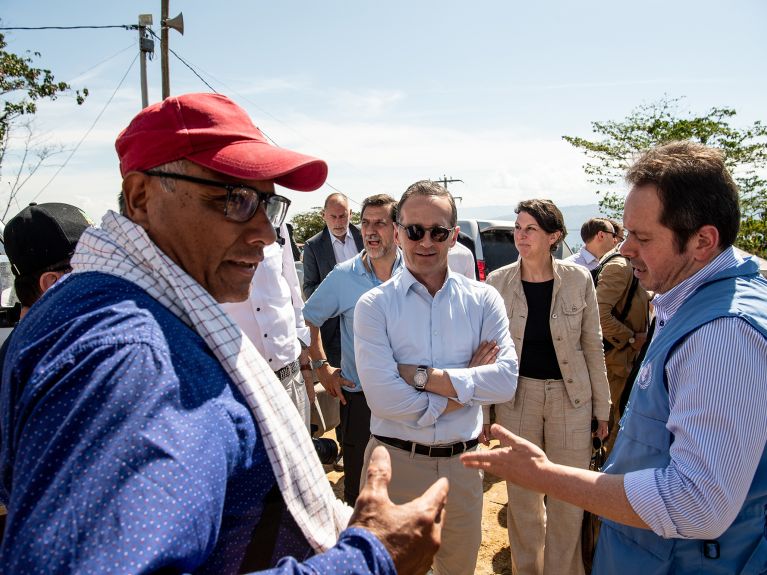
143, 170, 291, 226
397, 223, 455, 242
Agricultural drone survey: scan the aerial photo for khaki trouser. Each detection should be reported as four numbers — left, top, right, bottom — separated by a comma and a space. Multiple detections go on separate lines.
361, 436, 483, 575
496, 377, 591, 575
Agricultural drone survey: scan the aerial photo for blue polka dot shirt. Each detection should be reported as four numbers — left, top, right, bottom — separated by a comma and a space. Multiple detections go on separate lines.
0, 273, 395, 575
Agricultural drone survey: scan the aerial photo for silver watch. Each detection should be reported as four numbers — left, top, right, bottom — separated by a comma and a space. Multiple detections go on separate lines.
413, 365, 429, 391
311, 358, 329, 370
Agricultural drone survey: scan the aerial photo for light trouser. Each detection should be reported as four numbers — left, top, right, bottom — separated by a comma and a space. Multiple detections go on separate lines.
496, 377, 592, 575
361, 436, 483, 575
279, 369, 311, 431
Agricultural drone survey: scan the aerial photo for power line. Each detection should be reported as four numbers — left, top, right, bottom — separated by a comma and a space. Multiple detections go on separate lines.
0, 25, 137, 31
30, 52, 139, 203
146, 29, 217, 94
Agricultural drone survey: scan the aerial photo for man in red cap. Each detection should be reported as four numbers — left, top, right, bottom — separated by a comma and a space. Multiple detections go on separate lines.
0, 93, 447, 574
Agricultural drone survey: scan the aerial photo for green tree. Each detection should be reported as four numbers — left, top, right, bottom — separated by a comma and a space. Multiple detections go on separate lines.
563, 97, 767, 257
290, 205, 361, 244
1, 30, 87, 217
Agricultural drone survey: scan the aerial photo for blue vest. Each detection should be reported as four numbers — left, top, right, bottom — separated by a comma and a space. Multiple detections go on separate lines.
593, 258, 767, 575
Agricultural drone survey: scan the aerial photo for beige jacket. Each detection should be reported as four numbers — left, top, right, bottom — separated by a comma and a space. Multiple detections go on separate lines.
486, 257, 611, 421
595, 249, 651, 379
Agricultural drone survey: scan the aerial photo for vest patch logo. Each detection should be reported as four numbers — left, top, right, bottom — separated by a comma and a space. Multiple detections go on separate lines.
637, 362, 652, 389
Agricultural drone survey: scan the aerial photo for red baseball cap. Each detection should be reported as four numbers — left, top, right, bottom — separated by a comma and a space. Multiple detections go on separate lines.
115, 93, 328, 191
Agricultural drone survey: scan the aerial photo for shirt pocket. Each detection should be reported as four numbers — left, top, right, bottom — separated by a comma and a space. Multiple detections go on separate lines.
561, 299, 586, 333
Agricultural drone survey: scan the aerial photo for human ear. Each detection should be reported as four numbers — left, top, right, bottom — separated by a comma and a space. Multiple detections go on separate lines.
38, 271, 63, 294
691, 224, 721, 261
121, 172, 152, 227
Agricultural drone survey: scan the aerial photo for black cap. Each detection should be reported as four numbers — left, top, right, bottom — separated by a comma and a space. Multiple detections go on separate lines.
4, 202, 92, 277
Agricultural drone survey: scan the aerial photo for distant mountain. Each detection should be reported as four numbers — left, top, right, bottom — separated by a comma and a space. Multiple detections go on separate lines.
457, 203, 609, 249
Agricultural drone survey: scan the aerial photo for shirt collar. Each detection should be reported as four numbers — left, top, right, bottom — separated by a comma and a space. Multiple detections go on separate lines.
580, 248, 597, 264
352, 248, 404, 282
330, 230, 352, 245
653, 246, 740, 326
397, 264, 456, 297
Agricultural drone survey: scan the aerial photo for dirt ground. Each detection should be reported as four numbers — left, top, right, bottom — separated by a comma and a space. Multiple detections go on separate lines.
323, 439, 513, 574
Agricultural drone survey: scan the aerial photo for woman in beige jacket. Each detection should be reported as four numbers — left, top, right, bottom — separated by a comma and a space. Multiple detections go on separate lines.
486, 199, 610, 575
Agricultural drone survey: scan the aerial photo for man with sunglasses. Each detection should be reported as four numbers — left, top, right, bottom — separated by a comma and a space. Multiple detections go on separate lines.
354, 180, 519, 575
0, 94, 448, 574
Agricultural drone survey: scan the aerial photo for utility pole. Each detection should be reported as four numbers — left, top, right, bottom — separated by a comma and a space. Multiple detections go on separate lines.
160, 0, 185, 100
434, 175, 464, 203
160, 0, 170, 99
137, 14, 154, 108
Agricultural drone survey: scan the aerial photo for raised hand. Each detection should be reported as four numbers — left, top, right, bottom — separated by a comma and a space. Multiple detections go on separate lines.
349, 446, 449, 575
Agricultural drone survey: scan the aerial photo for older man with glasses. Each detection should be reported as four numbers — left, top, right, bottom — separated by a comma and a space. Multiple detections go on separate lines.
0, 94, 448, 575
354, 180, 519, 575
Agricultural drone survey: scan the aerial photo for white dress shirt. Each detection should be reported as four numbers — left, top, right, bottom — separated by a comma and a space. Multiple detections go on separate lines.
222, 223, 309, 371
354, 267, 518, 445
331, 229, 359, 264
448, 241, 476, 280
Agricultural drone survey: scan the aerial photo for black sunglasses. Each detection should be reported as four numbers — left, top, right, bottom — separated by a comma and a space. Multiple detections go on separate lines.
143, 170, 291, 226
397, 223, 455, 243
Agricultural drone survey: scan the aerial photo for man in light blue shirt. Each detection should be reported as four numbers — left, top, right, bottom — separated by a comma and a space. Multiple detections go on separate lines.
563, 217, 616, 271
354, 181, 519, 575
303, 194, 403, 506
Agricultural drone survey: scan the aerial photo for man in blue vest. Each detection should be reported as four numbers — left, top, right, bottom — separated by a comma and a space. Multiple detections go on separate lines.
462, 140, 767, 574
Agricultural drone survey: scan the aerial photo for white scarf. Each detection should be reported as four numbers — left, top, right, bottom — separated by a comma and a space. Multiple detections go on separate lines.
71, 210, 351, 553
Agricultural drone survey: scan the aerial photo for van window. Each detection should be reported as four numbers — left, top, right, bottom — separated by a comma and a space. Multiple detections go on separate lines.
480, 228, 519, 275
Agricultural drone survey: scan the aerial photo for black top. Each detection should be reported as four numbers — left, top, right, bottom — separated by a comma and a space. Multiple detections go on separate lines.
519, 279, 563, 380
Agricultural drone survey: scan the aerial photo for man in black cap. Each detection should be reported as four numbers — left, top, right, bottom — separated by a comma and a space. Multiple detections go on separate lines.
4, 202, 92, 319
0, 202, 91, 536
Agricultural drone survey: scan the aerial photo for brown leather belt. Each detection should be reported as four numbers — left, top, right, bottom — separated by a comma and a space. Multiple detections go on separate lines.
374, 435, 479, 458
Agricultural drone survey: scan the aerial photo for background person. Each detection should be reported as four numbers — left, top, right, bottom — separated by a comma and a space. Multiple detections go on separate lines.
303, 194, 403, 505
486, 199, 610, 575
564, 217, 616, 271
302, 193, 363, 468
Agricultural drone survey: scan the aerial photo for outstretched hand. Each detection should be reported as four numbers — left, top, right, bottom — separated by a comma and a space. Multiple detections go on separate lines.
349, 446, 449, 575
461, 424, 551, 492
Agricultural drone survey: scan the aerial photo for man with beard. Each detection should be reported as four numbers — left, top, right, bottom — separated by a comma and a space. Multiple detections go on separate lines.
303, 194, 403, 505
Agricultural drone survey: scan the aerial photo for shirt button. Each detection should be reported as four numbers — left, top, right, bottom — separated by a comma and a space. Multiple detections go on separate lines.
256, 307, 261, 311
268, 358, 272, 362
552, 313, 558, 319
264, 333, 268, 338
574, 398, 580, 404
659, 320, 665, 327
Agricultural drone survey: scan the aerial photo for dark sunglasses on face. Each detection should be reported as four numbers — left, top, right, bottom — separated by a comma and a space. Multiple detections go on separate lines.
143, 170, 291, 226
397, 223, 455, 242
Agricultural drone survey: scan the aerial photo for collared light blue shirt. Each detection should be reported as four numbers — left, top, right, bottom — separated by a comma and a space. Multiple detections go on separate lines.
563, 247, 599, 270
354, 267, 518, 445
623, 247, 767, 538
303, 250, 403, 392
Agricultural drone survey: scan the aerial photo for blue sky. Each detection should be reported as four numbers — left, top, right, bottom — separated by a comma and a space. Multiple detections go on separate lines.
1, 0, 765, 223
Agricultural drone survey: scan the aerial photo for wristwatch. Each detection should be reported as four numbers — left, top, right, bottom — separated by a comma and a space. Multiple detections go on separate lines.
311, 358, 329, 370
413, 365, 429, 391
